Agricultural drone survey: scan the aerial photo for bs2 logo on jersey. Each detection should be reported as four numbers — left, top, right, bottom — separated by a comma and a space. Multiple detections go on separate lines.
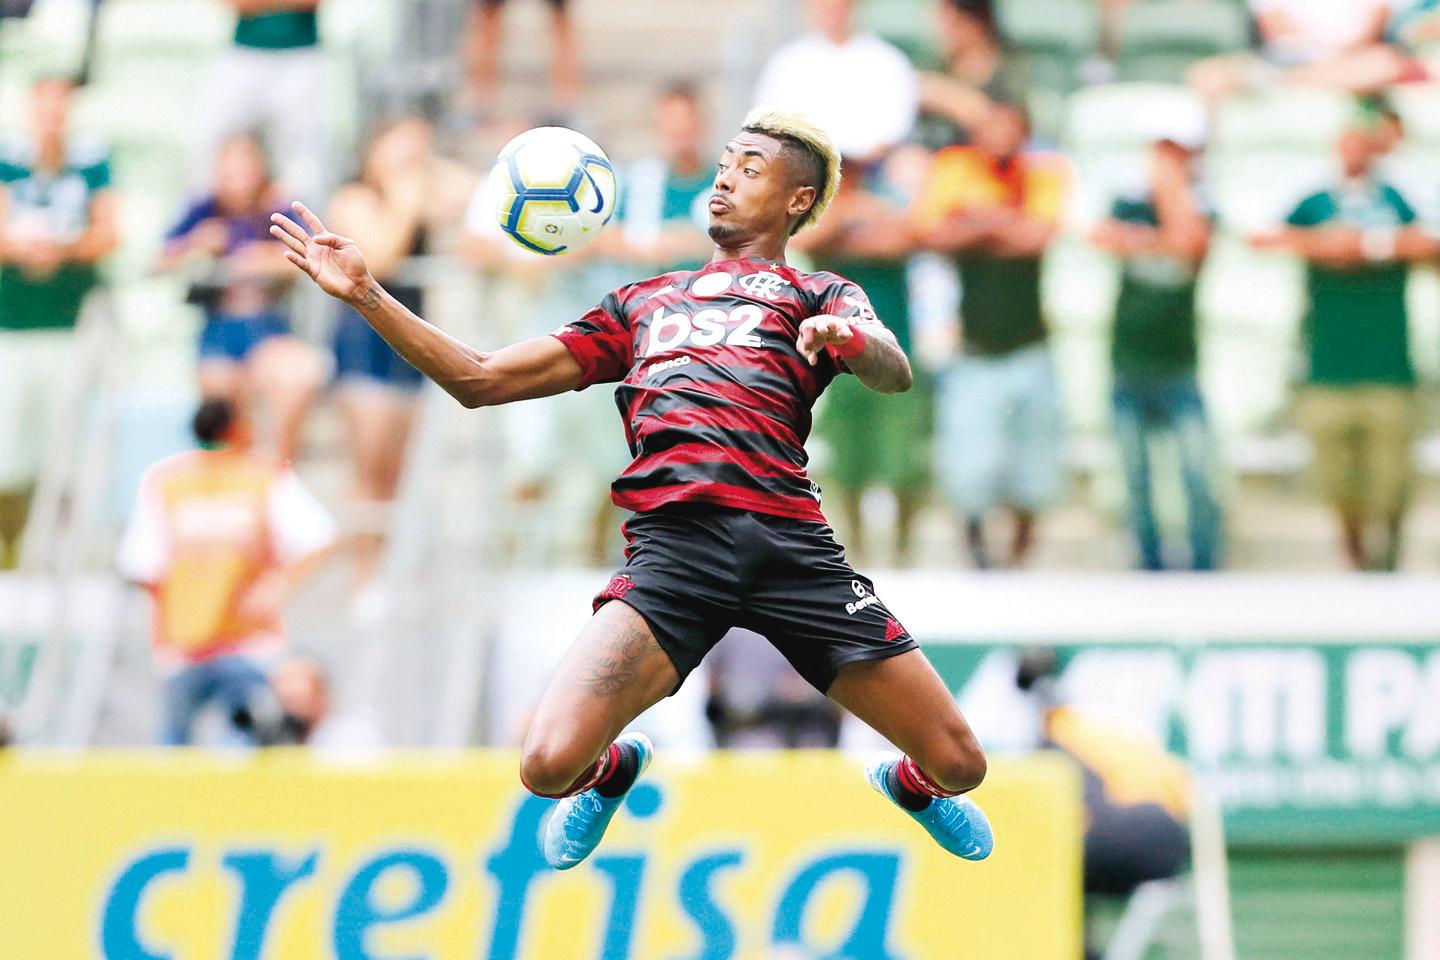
643, 304, 766, 357
98, 785, 908, 960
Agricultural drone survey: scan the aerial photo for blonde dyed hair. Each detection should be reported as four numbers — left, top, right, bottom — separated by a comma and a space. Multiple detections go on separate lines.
741, 107, 841, 234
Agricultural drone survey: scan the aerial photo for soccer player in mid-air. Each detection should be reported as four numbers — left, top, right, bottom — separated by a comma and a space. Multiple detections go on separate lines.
271, 109, 993, 868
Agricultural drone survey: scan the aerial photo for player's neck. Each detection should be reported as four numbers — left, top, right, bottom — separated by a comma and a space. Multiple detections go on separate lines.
711, 238, 788, 265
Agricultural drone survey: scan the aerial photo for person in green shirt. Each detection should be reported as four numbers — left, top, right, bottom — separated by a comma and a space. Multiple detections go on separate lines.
612, 84, 716, 275
192, 0, 328, 199
0, 77, 117, 568
1091, 133, 1222, 571
1254, 125, 1438, 570
796, 157, 931, 564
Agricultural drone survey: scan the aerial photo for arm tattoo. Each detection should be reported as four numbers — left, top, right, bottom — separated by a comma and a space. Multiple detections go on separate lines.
578, 619, 656, 696
846, 326, 913, 394
353, 284, 383, 312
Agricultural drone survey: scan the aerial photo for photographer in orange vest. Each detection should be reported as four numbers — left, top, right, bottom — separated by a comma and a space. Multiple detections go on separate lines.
118, 398, 335, 745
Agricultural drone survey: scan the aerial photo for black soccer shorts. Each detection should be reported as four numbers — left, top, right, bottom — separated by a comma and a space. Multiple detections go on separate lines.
592, 503, 918, 694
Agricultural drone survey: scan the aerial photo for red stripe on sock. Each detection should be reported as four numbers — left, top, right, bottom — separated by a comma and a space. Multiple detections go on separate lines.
898, 756, 962, 799
521, 743, 617, 799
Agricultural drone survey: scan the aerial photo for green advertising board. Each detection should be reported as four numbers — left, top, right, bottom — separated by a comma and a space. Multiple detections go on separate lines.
924, 640, 1440, 846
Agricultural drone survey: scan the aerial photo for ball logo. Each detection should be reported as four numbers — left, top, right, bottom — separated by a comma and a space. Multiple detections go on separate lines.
739, 272, 789, 301
851, 580, 867, 598
690, 272, 733, 298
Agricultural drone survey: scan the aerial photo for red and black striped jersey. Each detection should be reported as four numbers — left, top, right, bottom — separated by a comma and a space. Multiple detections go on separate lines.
552, 257, 886, 522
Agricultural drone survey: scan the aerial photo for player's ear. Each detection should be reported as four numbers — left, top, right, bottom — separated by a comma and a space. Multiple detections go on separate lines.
789, 185, 817, 221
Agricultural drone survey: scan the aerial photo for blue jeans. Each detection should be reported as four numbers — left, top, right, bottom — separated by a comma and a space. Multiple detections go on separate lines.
160, 655, 270, 746
1112, 374, 1223, 571
935, 344, 1066, 517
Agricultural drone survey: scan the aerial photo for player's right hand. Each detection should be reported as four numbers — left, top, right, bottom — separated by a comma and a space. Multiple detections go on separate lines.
269, 201, 374, 304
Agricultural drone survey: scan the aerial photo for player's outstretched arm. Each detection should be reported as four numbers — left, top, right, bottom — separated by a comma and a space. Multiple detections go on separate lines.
271, 202, 583, 407
797, 315, 912, 394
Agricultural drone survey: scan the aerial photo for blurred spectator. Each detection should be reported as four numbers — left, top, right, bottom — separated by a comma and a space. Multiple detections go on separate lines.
0, 709, 11, 747
259, 656, 385, 754
1091, 128, 1223, 571
912, 102, 1067, 568
1250, 0, 1389, 65
326, 117, 474, 594
754, 0, 918, 163
192, 0, 328, 199
160, 133, 324, 464
1190, 0, 1390, 100
1369, 99, 1439, 224
796, 159, 929, 564
614, 83, 714, 273
460, 152, 630, 565
463, 0, 580, 121
1391, 0, 1440, 56
705, 628, 842, 749
0, 77, 117, 569
117, 399, 336, 745
1015, 649, 1191, 960
1280, 1, 1440, 94
1253, 126, 1437, 571
914, 0, 1018, 150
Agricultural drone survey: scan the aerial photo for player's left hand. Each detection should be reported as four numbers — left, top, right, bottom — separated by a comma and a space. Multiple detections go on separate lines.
796, 314, 855, 366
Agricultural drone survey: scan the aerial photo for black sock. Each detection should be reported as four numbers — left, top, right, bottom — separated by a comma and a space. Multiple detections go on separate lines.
595, 741, 639, 798
887, 764, 932, 811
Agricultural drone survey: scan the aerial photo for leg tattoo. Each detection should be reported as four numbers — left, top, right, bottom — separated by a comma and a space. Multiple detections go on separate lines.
577, 618, 656, 696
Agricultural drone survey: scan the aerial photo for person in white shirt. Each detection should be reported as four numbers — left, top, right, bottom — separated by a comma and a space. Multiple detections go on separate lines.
754, 0, 918, 163
1189, 0, 1392, 100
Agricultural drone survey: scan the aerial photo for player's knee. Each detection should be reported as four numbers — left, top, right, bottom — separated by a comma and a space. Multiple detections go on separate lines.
928, 731, 988, 795
518, 739, 589, 797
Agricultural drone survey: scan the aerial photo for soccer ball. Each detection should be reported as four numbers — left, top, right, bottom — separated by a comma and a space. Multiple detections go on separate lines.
487, 126, 618, 256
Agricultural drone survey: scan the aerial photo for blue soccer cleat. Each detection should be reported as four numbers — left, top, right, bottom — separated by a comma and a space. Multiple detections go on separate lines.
542, 732, 653, 870
865, 754, 994, 861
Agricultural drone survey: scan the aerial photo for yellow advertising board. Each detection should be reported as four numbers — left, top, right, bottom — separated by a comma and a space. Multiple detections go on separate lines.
0, 751, 1081, 959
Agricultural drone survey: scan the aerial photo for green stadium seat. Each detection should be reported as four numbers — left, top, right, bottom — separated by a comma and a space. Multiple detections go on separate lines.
1066, 82, 1202, 155
1213, 88, 1358, 152
861, 0, 943, 68
996, 0, 1100, 93
93, 0, 231, 60
1115, 0, 1250, 84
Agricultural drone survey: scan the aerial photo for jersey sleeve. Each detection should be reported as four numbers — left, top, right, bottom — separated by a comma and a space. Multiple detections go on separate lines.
814, 274, 887, 331
116, 471, 169, 584
550, 290, 634, 388
1110, 195, 1154, 225
267, 471, 338, 562
811, 274, 891, 375
1382, 184, 1419, 225
165, 198, 211, 242
82, 157, 112, 192
1286, 191, 1333, 227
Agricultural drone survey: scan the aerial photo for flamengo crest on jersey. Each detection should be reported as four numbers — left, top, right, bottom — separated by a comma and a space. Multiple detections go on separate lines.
552, 258, 885, 522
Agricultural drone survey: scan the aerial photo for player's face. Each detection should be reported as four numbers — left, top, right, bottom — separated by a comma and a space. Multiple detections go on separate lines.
708, 132, 815, 247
